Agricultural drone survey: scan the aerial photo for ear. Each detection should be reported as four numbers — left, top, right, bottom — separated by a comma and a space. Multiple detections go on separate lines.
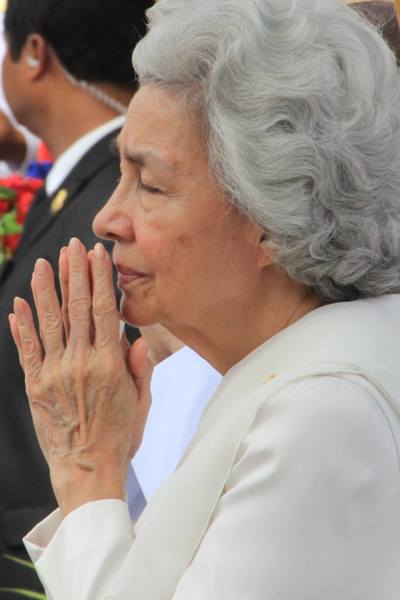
257, 234, 274, 269
23, 34, 49, 79
246, 221, 274, 269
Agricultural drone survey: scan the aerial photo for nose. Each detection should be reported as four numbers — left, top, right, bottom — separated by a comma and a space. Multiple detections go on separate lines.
93, 186, 135, 243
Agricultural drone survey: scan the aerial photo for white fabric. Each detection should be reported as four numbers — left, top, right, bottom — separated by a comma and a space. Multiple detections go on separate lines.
46, 116, 125, 195
133, 346, 222, 501
23, 295, 400, 600
173, 374, 400, 600
26, 501, 134, 600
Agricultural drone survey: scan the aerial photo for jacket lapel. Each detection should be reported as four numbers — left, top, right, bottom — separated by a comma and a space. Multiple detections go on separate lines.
0, 129, 121, 283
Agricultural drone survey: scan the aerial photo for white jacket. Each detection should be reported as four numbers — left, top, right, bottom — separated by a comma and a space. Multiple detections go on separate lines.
25, 296, 400, 599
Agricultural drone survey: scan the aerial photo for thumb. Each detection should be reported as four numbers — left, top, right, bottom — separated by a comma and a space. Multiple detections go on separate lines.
128, 337, 154, 400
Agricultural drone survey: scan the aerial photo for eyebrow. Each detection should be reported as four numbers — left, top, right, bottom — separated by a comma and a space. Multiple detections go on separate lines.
123, 150, 146, 167
114, 136, 172, 171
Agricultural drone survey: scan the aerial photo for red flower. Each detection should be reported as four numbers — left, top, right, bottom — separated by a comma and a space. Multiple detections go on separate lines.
0, 174, 45, 260
3, 233, 21, 253
16, 190, 39, 223
0, 199, 11, 213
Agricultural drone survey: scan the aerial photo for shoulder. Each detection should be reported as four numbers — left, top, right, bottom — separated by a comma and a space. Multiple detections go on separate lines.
174, 375, 400, 599
232, 374, 399, 496
242, 374, 396, 459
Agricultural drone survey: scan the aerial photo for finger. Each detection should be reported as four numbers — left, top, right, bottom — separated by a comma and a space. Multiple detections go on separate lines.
128, 337, 153, 403
90, 243, 120, 349
31, 272, 37, 308
12, 297, 43, 384
34, 259, 65, 359
88, 250, 96, 344
9, 313, 25, 371
67, 238, 92, 345
120, 328, 131, 363
59, 247, 70, 340
31, 272, 39, 336
128, 337, 153, 449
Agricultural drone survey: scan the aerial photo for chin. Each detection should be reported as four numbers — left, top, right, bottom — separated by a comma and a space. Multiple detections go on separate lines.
120, 297, 162, 328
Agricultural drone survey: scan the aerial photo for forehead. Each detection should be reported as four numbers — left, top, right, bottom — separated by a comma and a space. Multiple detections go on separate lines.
119, 84, 206, 170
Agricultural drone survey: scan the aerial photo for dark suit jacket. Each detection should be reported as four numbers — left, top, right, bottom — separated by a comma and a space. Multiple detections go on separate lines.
0, 129, 139, 592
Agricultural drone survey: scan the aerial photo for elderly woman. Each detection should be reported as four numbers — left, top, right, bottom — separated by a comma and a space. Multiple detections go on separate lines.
9, 0, 400, 598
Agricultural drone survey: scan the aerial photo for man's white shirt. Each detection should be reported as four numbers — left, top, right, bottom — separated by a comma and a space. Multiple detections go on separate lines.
46, 116, 125, 194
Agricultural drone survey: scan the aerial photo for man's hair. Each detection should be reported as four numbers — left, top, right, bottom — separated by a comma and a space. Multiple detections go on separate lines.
5, 0, 153, 90
351, 2, 400, 65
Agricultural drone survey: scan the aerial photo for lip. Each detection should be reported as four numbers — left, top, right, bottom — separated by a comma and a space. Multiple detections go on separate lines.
115, 263, 149, 285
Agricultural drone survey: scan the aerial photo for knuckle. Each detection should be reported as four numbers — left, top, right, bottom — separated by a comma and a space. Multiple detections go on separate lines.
68, 296, 92, 319
21, 336, 38, 359
103, 360, 124, 381
70, 262, 87, 276
41, 372, 57, 396
93, 294, 116, 315
68, 356, 88, 382
95, 331, 113, 349
28, 380, 42, 399
17, 314, 31, 330
41, 310, 62, 333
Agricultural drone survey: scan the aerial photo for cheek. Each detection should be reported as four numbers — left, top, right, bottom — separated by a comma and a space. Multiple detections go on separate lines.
143, 237, 193, 287
135, 215, 193, 277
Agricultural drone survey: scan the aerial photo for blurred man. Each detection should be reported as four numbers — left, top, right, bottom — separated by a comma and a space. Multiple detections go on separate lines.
0, 3, 39, 176
0, 0, 150, 593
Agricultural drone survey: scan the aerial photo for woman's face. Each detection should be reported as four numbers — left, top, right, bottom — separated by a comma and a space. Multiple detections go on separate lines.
93, 85, 264, 332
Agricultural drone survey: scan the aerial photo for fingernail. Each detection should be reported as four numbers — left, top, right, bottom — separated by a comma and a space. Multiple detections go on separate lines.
35, 259, 47, 277
14, 297, 24, 315
60, 246, 68, 256
94, 243, 106, 260
69, 238, 81, 257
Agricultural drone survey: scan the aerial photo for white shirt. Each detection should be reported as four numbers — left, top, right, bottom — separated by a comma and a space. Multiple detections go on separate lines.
46, 116, 125, 195
23, 296, 400, 600
134, 346, 222, 501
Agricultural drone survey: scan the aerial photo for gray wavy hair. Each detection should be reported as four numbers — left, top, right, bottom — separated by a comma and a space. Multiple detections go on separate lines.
133, 0, 400, 302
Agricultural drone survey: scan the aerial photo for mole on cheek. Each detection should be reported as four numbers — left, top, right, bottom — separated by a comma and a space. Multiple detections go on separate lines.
177, 235, 194, 249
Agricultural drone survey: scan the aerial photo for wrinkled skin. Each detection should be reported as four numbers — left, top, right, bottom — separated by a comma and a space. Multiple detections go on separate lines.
10, 239, 152, 517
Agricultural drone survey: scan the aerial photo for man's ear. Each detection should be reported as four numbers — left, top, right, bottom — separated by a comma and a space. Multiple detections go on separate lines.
23, 34, 49, 79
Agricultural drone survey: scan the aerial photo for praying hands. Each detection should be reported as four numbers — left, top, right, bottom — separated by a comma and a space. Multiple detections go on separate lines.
9, 238, 152, 518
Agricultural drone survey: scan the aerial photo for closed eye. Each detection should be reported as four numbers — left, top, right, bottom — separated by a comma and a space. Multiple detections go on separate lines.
139, 182, 161, 194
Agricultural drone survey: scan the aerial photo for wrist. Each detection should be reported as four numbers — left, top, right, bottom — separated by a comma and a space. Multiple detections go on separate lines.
50, 461, 127, 518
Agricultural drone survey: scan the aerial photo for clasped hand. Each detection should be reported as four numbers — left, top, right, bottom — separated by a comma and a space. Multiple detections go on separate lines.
9, 238, 152, 518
